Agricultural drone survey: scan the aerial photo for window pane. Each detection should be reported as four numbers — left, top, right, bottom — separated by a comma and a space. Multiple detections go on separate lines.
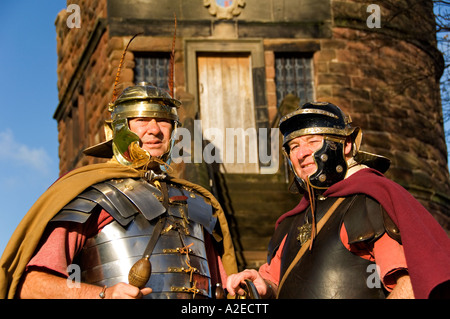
134, 53, 171, 91
275, 53, 314, 108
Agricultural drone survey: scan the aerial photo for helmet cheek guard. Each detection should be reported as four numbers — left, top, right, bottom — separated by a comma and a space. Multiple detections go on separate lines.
111, 118, 149, 168
283, 135, 348, 191
309, 136, 347, 189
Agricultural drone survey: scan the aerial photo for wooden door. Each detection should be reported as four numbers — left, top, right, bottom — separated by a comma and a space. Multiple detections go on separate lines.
197, 54, 259, 173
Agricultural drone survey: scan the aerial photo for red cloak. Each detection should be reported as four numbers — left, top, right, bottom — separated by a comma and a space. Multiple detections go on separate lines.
276, 168, 450, 299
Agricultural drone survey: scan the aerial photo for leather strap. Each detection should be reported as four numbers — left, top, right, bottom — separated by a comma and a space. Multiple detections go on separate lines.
139, 180, 171, 258
160, 181, 170, 210
276, 197, 346, 298
141, 217, 166, 258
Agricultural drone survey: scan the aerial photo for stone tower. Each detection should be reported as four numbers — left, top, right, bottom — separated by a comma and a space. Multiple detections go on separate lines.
54, 0, 450, 269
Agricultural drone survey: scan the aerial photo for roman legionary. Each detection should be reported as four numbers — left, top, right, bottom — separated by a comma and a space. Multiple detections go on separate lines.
0, 82, 237, 299
226, 102, 450, 299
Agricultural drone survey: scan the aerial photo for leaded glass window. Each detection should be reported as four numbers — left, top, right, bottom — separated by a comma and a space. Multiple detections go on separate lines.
275, 53, 314, 107
134, 53, 171, 90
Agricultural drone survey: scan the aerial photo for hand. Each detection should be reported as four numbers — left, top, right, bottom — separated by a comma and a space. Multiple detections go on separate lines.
104, 282, 152, 299
226, 269, 271, 298
17, 270, 153, 299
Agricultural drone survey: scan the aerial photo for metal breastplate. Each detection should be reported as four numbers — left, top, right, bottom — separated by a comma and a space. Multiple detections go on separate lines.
80, 212, 212, 298
276, 195, 389, 299
52, 177, 217, 299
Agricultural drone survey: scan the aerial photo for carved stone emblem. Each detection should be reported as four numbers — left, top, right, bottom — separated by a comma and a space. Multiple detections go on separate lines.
204, 0, 246, 19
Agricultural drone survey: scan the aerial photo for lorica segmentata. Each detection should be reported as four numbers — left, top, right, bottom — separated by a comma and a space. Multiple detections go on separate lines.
51, 177, 217, 299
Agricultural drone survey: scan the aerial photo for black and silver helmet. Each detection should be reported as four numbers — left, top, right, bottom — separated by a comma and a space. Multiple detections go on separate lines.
279, 102, 390, 191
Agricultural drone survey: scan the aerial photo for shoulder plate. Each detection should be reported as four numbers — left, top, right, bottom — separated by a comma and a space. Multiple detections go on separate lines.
50, 197, 97, 224
102, 178, 166, 221
50, 178, 217, 233
343, 195, 401, 245
50, 178, 165, 226
167, 183, 216, 234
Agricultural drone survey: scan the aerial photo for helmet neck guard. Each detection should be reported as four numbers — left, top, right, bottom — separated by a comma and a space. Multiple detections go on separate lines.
84, 31, 180, 172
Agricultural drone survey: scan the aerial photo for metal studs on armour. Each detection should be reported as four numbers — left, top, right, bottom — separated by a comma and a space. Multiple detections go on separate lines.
318, 174, 326, 182
336, 165, 343, 173
320, 154, 328, 162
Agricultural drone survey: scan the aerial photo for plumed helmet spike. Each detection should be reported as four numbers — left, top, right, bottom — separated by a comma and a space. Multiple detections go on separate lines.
168, 13, 177, 98
110, 33, 142, 109
83, 24, 182, 170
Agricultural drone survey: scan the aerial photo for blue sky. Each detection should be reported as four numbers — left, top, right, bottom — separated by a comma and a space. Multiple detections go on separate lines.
0, 2, 65, 254
0, 2, 449, 257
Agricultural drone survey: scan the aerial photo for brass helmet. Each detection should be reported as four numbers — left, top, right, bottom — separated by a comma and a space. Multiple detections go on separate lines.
84, 81, 181, 169
279, 101, 390, 191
